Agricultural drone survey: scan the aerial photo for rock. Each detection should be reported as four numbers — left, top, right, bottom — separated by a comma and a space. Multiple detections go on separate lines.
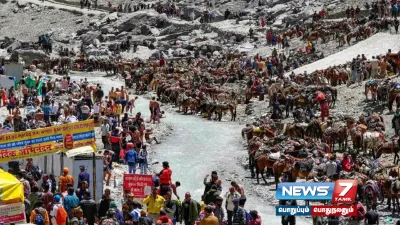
140, 25, 151, 35
12, 8, 18, 13
235, 33, 246, 42
99, 34, 116, 42
10, 49, 49, 65
81, 31, 101, 45
76, 28, 89, 36
178, 36, 190, 41
16, 0, 27, 8
149, 27, 160, 36
101, 12, 118, 23
6, 41, 21, 52
116, 31, 128, 38
100, 26, 114, 34
75, 19, 84, 24
89, 20, 99, 26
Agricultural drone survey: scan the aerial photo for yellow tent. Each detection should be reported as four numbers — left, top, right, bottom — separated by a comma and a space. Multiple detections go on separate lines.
0, 169, 24, 204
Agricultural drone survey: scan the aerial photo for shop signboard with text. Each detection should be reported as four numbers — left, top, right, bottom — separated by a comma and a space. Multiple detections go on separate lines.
0, 120, 95, 162
0, 203, 25, 224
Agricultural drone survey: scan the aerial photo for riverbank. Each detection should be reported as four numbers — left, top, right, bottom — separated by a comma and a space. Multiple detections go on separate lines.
141, 90, 311, 224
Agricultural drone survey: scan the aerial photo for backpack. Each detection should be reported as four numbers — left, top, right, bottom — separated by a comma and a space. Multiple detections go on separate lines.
34, 211, 45, 225
132, 208, 141, 222
194, 200, 201, 216
245, 210, 252, 224
173, 200, 182, 220
32, 165, 43, 181
138, 217, 147, 225
19, 122, 27, 131
56, 205, 68, 225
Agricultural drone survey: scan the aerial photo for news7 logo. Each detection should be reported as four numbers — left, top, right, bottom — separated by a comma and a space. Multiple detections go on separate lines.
331, 180, 357, 203
276, 180, 357, 203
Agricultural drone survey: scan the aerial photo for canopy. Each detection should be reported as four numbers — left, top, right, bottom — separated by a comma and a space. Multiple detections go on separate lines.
0, 169, 24, 204
65, 145, 96, 158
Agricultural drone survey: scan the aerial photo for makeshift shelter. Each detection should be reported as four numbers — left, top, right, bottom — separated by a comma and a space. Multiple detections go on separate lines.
0, 169, 25, 224
0, 169, 24, 204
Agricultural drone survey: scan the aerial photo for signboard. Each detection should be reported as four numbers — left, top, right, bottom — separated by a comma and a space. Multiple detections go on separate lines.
0, 203, 25, 223
4, 63, 23, 81
0, 120, 95, 162
123, 174, 153, 198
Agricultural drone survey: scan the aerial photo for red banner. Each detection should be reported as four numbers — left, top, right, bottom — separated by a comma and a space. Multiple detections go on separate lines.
123, 174, 153, 198
311, 206, 357, 217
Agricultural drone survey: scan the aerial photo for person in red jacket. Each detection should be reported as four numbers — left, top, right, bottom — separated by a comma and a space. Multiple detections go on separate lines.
342, 153, 353, 172
158, 161, 172, 196
160, 57, 166, 67
315, 91, 329, 122
248, 211, 262, 225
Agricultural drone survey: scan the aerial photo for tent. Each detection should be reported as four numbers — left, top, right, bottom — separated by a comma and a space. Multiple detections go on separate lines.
0, 169, 24, 204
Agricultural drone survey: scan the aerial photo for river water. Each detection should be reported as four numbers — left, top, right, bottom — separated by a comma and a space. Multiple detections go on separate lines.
74, 72, 309, 225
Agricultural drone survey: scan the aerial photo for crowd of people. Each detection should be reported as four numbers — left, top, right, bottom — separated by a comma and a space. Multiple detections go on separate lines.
0, 59, 267, 225
12, 155, 262, 225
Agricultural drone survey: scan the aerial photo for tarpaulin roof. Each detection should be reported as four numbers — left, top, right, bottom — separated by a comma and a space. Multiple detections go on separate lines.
0, 169, 24, 204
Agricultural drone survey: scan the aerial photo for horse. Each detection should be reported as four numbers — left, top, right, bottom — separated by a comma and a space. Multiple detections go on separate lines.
390, 179, 400, 212
362, 181, 380, 209
362, 131, 385, 157
208, 103, 237, 121
323, 126, 348, 152
388, 89, 400, 112
180, 98, 198, 114
375, 138, 400, 165
306, 119, 323, 140
254, 154, 278, 184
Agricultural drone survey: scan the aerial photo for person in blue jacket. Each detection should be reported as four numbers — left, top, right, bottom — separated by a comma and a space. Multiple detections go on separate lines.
125, 146, 138, 174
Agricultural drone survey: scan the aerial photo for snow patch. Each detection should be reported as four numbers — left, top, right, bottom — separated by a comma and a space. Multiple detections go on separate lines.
290, 33, 400, 75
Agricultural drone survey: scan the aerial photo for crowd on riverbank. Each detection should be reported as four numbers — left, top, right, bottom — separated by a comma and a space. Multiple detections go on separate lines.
0, 63, 267, 225
11, 156, 263, 225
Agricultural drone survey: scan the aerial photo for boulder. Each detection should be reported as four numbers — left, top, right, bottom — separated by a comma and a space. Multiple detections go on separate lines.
76, 28, 89, 36
10, 49, 49, 65
6, 41, 21, 52
75, 19, 84, 24
100, 12, 118, 23
116, 31, 128, 38
100, 26, 114, 34
99, 34, 116, 42
178, 36, 190, 41
235, 33, 246, 42
17, 0, 27, 8
140, 25, 151, 35
81, 31, 101, 45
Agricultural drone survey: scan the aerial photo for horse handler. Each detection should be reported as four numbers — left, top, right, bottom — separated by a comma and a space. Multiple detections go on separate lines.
316, 91, 329, 122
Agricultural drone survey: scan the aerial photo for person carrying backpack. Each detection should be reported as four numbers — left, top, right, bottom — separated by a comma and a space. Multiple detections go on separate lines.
51, 195, 68, 225
30, 199, 50, 225
125, 146, 138, 174
25, 158, 43, 181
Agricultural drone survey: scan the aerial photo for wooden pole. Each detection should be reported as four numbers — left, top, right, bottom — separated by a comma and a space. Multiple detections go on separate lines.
44, 156, 48, 174
60, 152, 64, 176
93, 152, 96, 201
